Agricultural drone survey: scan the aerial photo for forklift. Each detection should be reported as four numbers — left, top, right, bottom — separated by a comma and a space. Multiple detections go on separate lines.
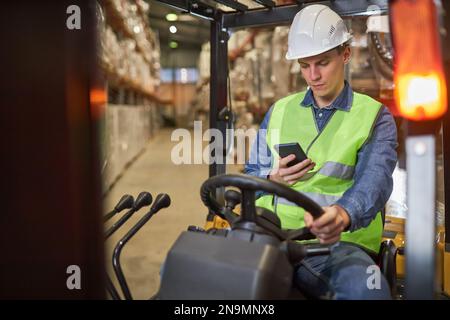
2, 0, 448, 300
150, 0, 450, 300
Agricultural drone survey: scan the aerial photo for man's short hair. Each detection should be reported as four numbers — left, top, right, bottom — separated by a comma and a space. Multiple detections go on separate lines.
336, 42, 350, 55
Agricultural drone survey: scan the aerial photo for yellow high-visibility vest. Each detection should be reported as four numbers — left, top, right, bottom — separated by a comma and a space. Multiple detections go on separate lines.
255, 90, 383, 253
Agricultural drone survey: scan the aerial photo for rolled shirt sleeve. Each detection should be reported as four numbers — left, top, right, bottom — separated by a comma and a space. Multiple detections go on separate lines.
244, 106, 274, 180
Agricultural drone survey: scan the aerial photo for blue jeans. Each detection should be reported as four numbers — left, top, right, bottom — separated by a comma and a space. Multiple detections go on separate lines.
293, 242, 392, 300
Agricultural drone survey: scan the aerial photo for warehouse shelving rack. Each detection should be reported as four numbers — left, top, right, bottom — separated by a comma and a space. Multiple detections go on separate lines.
100, 0, 170, 105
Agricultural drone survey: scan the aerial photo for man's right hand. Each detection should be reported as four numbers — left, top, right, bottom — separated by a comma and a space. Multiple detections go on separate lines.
269, 154, 315, 185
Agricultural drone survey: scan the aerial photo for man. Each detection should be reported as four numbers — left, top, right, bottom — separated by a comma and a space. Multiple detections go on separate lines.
245, 4, 398, 299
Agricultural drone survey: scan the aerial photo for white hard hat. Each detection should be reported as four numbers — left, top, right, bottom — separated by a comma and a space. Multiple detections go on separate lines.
286, 4, 353, 60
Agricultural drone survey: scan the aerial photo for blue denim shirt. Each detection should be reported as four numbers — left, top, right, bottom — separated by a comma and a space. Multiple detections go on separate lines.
244, 81, 398, 232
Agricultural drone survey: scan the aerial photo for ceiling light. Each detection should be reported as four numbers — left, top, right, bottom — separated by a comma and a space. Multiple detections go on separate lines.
166, 13, 178, 22
169, 25, 177, 34
169, 41, 178, 49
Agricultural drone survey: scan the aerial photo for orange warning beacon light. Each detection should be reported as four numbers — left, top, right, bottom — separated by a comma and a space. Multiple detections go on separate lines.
90, 88, 107, 119
390, 0, 447, 121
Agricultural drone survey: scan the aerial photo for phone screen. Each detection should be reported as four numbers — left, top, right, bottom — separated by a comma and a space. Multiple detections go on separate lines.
274, 143, 308, 167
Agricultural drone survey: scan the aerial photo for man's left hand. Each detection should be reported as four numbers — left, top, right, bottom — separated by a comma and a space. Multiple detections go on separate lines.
304, 205, 351, 244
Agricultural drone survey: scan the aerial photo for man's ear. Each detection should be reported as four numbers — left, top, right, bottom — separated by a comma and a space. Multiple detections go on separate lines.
343, 45, 351, 64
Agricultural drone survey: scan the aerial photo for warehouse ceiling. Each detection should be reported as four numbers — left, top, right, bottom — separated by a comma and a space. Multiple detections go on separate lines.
146, 0, 267, 50
147, 0, 211, 50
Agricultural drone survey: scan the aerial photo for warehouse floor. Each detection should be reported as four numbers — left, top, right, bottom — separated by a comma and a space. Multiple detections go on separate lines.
103, 128, 241, 299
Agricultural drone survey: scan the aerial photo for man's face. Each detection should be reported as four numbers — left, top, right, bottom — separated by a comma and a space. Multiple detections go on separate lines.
297, 46, 351, 101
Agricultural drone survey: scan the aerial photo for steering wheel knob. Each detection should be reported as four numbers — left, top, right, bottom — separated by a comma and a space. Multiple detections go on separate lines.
224, 189, 241, 210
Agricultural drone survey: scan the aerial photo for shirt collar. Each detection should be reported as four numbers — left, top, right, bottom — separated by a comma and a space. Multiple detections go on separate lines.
300, 80, 353, 112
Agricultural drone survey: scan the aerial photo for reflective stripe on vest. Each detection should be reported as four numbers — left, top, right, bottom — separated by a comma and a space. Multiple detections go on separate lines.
299, 161, 355, 181
276, 193, 341, 207
255, 90, 384, 254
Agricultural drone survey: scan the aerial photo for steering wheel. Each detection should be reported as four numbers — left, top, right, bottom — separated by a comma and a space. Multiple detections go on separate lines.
200, 174, 325, 242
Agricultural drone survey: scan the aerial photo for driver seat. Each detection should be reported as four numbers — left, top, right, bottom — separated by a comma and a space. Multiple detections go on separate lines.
366, 206, 398, 298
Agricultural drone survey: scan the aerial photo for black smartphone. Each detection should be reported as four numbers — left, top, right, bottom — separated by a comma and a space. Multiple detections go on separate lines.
274, 142, 308, 167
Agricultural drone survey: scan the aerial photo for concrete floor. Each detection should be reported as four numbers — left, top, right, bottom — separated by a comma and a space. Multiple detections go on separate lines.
103, 128, 241, 299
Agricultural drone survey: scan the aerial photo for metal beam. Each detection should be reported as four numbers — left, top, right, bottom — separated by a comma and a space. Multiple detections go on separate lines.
0, 0, 104, 298
442, 0, 450, 296
156, 0, 216, 20
208, 15, 228, 215
223, 0, 388, 29
443, 67, 450, 294
253, 0, 275, 8
148, 13, 210, 28
405, 133, 437, 299
155, 0, 189, 12
209, 18, 228, 180
442, 3, 450, 234
212, 0, 248, 12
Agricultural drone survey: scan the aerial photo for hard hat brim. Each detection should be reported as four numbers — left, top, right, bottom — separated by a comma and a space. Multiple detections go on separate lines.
285, 35, 353, 60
